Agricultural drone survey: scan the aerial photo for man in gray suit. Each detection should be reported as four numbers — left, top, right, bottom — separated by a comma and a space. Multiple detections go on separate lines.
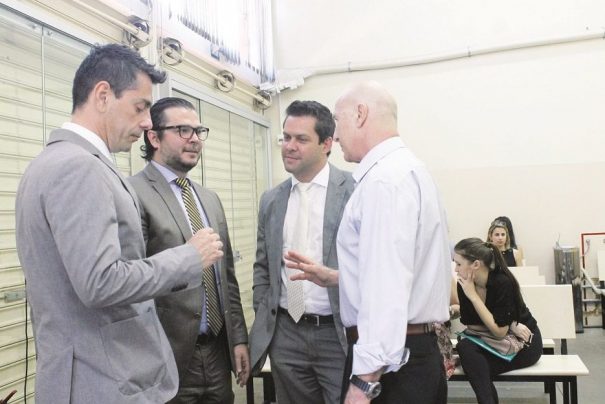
128, 97, 249, 403
249, 100, 354, 403
15, 44, 223, 404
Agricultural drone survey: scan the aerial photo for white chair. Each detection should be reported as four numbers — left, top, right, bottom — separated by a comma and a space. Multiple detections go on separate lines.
509, 266, 546, 285
520, 284, 576, 353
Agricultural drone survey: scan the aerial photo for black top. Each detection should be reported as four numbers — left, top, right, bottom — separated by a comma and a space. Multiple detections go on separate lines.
458, 270, 536, 329
501, 248, 517, 267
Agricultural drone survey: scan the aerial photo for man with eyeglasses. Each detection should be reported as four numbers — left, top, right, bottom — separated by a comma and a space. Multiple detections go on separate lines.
16, 45, 225, 404
129, 97, 249, 404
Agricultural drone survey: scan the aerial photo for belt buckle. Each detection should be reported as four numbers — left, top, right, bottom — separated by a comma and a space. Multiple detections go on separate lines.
309, 314, 320, 326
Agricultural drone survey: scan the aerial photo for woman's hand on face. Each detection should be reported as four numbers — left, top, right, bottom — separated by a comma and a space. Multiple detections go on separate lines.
457, 271, 479, 300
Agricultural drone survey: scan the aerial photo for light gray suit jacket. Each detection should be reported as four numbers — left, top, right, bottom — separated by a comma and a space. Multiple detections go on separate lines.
249, 164, 354, 372
15, 129, 203, 404
128, 163, 248, 379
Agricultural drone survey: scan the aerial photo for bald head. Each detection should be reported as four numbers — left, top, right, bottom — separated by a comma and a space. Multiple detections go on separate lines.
333, 81, 399, 162
339, 81, 398, 125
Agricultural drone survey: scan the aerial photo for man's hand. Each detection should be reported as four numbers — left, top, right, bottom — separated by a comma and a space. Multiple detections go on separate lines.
344, 385, 370, 404
285, 250, 339, 287
187, 228, 224, 268
449, 304, 460, 320
344, 371, 382, 404
233, 344, 250, 387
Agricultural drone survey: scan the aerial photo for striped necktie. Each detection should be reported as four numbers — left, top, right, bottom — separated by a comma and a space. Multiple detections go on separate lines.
175, 177, 223, 336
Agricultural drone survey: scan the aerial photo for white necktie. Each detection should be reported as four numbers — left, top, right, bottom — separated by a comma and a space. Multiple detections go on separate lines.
287, 182, 311, 322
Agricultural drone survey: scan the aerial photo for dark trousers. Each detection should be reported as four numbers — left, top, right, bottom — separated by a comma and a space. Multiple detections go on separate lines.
457, 326, 543, 404
341, 334, 447, 404
168, 329, 234, 404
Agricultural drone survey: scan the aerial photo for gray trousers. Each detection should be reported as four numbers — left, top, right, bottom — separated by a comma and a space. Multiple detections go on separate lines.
268, 310, 346, 404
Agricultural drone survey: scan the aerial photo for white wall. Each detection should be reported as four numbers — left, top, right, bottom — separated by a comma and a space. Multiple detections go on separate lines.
269, 0, 605, 282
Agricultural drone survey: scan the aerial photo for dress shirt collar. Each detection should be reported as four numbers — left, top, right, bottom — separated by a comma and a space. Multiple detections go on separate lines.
290, 162, 330, 190
353, 136, 405, 184
150, 160, 183, 184
61, 122, 113, 161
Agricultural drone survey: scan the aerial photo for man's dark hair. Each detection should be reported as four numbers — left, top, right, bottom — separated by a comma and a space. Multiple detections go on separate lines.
284, 100, 335, 143
72, 43, 166, 113
140, 97, 197, 161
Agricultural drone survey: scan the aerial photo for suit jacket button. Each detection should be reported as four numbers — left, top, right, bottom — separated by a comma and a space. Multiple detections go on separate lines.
271, 308, 276, 315
194, 313, 202, 319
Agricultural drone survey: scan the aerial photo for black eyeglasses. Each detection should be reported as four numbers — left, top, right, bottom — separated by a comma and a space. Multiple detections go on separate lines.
153, 125, 210, 141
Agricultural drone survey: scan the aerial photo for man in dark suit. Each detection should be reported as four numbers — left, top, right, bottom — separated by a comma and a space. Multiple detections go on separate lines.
249, 100, 354, 403
129, 97, 249, 404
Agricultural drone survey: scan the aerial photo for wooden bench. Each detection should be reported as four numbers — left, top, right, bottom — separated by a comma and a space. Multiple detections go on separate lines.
450, 354, 589, 404
248, 354, 589, 404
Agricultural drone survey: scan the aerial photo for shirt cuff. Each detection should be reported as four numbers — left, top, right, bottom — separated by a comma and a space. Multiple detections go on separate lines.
352, 342, 408, 375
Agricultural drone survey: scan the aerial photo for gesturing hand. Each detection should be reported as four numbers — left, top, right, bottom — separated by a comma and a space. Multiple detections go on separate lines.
284, 250, 338, 287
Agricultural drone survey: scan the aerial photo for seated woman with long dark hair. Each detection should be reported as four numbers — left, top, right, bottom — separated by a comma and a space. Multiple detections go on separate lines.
452, 238, 542, 404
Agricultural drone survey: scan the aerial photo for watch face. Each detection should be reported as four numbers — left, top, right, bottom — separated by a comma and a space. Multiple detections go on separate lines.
351, 375, 382, 399
367, 382, 382, 399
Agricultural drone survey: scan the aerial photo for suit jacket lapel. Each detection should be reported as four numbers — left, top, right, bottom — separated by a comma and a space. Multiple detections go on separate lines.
323, 165, 346, 264
270, 180, 291, 284
191, 183, 217, 229
48, 129, 141, 213
143, 164, 192, 240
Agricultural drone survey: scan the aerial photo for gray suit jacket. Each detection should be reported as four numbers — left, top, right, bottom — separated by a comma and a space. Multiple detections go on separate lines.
128, 163, 247, 379
249, 164, 354, 372
15, 129, 204, 403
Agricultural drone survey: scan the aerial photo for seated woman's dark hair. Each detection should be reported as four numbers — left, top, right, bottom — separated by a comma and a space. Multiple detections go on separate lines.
454, 237, 525, 321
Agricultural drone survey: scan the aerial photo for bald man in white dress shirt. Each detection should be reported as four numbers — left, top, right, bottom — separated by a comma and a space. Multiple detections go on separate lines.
287, 82, 451, 404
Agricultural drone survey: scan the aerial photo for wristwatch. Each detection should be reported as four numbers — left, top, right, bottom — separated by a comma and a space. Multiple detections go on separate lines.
349, 374, 382, 399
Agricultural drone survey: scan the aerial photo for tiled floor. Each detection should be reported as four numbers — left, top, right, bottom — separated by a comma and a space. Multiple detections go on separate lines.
236, 328, 604, 403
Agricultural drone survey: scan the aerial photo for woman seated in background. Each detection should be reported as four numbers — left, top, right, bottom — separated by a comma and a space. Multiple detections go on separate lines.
487, 221, 524, 267
452, 238, 542, 404
492, 216, 522, 252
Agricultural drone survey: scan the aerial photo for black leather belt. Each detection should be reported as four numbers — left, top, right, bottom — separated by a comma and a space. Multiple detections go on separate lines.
346, 323, 435, 344
278, 307, 334, 326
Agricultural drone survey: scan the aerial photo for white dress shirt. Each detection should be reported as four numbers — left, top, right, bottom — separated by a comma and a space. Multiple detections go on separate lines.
337, 136, 451, 375
280, 163, 332, 315
62, 122, 113, 162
